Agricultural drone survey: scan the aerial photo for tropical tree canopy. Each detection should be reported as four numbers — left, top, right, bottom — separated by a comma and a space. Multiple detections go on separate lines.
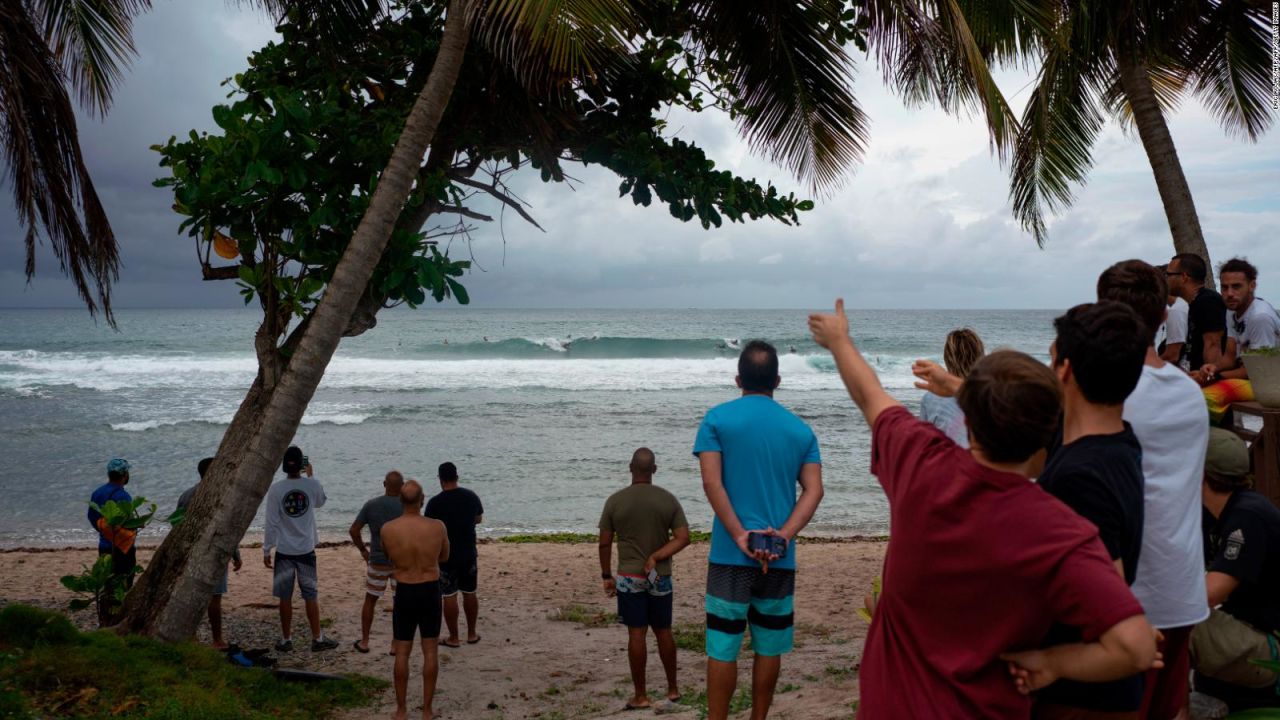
1005, 0, 1275, 246
153, 2, 817, 353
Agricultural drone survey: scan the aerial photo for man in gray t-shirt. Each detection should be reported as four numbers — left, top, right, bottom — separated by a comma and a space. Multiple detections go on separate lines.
176, 457, 243, 649
349, 470, 404, 653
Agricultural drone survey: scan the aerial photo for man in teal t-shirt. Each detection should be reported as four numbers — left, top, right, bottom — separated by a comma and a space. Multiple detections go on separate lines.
693, 340, 824, 720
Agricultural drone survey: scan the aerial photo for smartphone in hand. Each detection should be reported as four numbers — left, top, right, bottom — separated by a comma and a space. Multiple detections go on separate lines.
747, 532, 788, 559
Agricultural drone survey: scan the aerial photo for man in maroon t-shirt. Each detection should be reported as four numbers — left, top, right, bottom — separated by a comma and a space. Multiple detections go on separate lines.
809, 299, 1159, 719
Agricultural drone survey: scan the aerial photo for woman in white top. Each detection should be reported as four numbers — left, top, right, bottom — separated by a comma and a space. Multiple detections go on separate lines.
919, 328, 984, 447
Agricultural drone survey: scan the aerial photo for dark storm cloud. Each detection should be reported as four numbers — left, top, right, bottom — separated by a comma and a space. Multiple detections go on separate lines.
3, 4, 1278, 313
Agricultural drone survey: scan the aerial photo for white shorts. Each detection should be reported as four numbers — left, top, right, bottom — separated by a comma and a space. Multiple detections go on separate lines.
365, 563, 395, 598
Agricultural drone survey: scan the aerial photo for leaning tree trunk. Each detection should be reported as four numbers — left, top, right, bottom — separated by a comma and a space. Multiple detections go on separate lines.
117, 0, 474, 640
1116, 52, 1215, 290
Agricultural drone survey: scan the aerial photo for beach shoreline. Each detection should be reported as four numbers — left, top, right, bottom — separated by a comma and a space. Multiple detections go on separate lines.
0, 539, 884, 719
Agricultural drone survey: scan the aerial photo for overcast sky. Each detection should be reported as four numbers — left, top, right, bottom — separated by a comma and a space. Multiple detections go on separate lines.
2, 3, 1277, 311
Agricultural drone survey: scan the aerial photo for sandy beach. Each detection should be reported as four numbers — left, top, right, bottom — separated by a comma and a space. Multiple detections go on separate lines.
0, 539, 884, 719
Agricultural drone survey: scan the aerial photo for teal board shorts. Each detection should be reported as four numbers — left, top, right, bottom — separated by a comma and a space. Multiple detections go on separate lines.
704, 563, 795, 661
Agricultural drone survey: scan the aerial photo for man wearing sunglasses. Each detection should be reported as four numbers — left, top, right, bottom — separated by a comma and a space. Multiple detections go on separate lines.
1167, 254, 1227, 378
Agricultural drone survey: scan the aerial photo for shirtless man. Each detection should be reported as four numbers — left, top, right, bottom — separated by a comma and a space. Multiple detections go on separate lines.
381, 481, 450, 720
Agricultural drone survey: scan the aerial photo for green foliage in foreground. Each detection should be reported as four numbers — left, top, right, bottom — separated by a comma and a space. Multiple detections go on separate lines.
1244, 347, 1280, 358
0, 605, 384, 720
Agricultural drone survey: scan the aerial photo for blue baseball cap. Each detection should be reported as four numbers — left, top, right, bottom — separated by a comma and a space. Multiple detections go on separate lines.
107, 458, 131, 474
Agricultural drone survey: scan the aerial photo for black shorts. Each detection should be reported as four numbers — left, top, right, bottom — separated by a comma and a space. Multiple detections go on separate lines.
616, 575, 674, 630
393, 580, 442, 642
440, 559, 478, 596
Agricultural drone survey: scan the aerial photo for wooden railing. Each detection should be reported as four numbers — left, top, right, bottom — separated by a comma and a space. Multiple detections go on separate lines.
1231, 402, 1280, 508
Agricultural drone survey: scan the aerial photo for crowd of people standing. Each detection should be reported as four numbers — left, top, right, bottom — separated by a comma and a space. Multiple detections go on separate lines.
84, 254, 1278, 719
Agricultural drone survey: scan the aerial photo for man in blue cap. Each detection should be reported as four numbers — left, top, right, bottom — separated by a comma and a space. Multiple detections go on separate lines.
88, 458, 136, 626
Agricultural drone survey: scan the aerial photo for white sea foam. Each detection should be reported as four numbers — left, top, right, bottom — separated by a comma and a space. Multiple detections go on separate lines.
108, 408, 373, 432
1, 349, 922, 395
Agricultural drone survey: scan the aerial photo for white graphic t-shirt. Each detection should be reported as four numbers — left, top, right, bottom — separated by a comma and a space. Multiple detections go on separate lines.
263, 476, 327, 557
1228, 297, 1280, 353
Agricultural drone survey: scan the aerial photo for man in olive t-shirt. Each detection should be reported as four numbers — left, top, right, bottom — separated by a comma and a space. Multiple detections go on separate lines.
598, 448, 691, 712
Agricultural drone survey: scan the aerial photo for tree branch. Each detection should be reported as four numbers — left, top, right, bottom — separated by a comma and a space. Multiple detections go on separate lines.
201, 265, 241, 281
431, 203, 494, 222
446, 172, 545, 231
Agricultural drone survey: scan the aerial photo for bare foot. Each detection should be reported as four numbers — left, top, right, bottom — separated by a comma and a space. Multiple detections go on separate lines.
626, 697, 651, 710
422, 707, 434, 720
392, 706, 407, 720
211, 640, 229, 651
441, 637, 461, 648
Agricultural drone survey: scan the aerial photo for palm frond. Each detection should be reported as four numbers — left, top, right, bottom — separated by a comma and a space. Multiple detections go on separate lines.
1009, 30, 1109, 247
1, 1, 118, 323
1101, 56, 1190, 132
685, 0, 868, 193
864, 0, 1023, 160
950, 0, 1051, 68
471, 0, 641, 90
31, 0, 152, 116
1182, 0, 1274, 140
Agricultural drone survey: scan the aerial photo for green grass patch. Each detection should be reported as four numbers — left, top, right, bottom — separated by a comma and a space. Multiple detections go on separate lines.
499, 532, 599, 544
824, 663, 857, 681
548, 604, 618, 628
678, 687, 751, 719
672, 622, 705, 653
0, 604, 384, 720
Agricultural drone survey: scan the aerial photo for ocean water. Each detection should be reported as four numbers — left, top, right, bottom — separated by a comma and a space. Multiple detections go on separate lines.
0, 307, 1057, 547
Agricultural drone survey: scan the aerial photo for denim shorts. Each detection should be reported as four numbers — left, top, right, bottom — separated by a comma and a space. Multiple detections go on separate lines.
272, 552, 318, 601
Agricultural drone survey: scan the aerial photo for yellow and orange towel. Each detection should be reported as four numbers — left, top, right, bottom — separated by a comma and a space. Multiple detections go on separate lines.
1203, 379, 1254, 425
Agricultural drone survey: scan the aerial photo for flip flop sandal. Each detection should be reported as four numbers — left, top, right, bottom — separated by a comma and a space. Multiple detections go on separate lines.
466, 636, 481, 645
352, 640, 370, 654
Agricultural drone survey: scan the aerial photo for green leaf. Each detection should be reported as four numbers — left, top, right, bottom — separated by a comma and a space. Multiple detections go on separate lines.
280, 95, 311, 122
68, 598, 92, 611
212, 105, 235, 130
166, 508, 187, 526
445, 278, 470, 305
238, 266, 258, 286
287, 165, 308, 190
796, 200, 815, 211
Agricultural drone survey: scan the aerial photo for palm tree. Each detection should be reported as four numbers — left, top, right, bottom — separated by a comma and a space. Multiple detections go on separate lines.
118, 0, 1022, 640
1007, 0, 1274, 284
0, 0, 390, 325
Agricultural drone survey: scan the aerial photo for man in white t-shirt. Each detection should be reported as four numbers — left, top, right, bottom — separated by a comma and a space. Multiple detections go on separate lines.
263, 446, 338, 652
1160, 288, 1190, 367
1212, 258, 1280, 378
1098, 260, 1210, 719
1198, 258, 1280, 423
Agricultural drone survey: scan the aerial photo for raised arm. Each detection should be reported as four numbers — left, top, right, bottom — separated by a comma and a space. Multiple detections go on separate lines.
778, 463, 823, 542
809, 299, 901, 426
911, 359, 963, 398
